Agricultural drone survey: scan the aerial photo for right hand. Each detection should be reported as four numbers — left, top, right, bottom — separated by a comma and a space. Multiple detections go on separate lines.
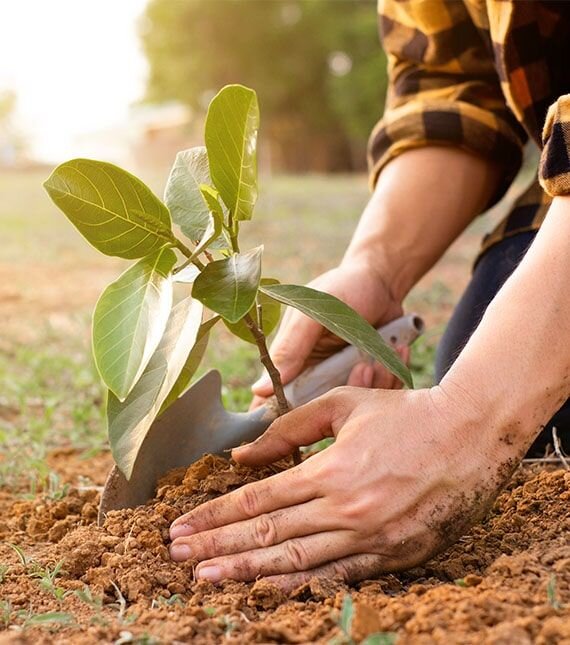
250, 262, 407, 410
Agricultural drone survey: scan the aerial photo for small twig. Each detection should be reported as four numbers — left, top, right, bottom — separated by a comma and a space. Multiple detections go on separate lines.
244, 313, 289, 415
552, 427, 570, 470
243, 313, 302, 465
173, 239, 205, 270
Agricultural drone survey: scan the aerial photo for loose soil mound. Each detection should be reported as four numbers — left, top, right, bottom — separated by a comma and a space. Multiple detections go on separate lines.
0, 455, 569, 644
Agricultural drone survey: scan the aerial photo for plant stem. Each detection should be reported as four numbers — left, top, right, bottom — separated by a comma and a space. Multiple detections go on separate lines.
230, 233, 240, 253
243, 313, 289, 416
173, 239, 205, 270
227, 211, 240, 253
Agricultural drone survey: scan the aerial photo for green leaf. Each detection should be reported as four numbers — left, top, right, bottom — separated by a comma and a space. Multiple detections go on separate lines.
199, 183, 225, 220
158, 315, 220, 415
205, 84, 259, 221
25, 612, 75, 626
164, 147, 211, 238
260, 284, 413, 388
192, 246, 262, 323
43, 158, 173, 259
173, 265, 201, 284
361, 633, 398, 645
107, 297, 203, 479
224, 278, 281, 344
188, 210, 223, 261
92, 247, 177, 401
339, 595, 353, 635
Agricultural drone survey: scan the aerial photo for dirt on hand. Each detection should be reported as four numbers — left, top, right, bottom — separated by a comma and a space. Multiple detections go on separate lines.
0, 453, 569, 644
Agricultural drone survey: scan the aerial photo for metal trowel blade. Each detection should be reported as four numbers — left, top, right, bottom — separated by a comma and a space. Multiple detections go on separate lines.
98, 369, 277, 524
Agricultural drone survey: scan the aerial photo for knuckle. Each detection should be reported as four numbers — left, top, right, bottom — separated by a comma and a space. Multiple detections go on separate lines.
330, 560, 351, 582
230, 559, 257, 581
325, 385, 351, 402
338, 494, 376, 524
284, 539, 310, 572
237, 485, 261, 518
252, 514, 278, 548
309, 458, 337, 486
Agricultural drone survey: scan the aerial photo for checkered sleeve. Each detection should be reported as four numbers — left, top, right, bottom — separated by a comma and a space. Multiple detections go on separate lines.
368, 0, 527, 202
539, 95, 570, 197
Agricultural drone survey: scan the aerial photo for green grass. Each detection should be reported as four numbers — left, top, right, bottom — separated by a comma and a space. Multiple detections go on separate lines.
0, 168, 466, 488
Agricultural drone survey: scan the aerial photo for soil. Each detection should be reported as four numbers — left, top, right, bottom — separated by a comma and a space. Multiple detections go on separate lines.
0, 453, 569, 644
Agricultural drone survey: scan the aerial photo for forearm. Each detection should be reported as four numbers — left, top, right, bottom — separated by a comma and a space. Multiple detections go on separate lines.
441, 196, 570, 450
344, 147, 501, 301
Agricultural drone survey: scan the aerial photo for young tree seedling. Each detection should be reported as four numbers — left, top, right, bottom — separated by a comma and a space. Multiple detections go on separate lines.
44, 84, 411, 480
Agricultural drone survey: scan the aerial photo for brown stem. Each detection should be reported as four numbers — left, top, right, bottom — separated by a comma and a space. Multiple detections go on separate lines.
243, 313, 289, 415
173, 239, 205, 270
242, 313, 302, 466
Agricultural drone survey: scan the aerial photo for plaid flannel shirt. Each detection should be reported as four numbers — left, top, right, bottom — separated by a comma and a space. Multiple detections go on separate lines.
368, 0, 570, 254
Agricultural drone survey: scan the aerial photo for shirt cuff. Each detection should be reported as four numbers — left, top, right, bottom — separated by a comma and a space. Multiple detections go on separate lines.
368, 100, 526, 205
539, 95, 570, 197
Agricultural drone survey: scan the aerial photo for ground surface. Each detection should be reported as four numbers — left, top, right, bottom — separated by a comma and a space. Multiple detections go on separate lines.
2, 167, 568, 643
0, 453, 569, 644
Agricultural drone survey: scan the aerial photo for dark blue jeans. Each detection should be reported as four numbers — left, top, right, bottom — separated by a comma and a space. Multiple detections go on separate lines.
435, 231, 570, 457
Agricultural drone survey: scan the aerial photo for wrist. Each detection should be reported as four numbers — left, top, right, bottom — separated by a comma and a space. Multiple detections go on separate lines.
436, 366, 536, 461
341, 243, 415, 304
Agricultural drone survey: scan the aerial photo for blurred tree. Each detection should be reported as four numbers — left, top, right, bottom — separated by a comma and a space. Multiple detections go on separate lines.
140, 0, 387, 172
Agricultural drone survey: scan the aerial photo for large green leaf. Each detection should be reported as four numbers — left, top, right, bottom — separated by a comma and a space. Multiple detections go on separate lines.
164, 147, 211, 240
44, 159, 173, 259
173, 264, 201, 284
205, 85, 259, 221
224, 278, 281, 344
158, 315, 220, 415
192, 246, 262, 323
93, 247, 177, 401
107, 297, 203, 479
260, 284, 413, 388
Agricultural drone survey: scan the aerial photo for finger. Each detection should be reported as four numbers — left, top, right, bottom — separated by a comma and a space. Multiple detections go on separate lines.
170, 498, 336, 562
232, 390, 351, 466
170, 464, 316, 540
370, 346, 411, 390
194, 530, 357, 583
248, 394, 267, 411
262, 553, 386, 594
371, 363, 399, 390
379, 345, 410, 390
399, 345, 411, 365
251, 313, 323, 397
347, 362, 374, 388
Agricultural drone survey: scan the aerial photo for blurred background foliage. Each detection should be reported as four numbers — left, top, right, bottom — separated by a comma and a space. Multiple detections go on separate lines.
140, 0, 388, 172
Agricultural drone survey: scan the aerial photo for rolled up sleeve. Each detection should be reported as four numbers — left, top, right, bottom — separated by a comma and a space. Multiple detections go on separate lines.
368, 0, 527, 202
539, 95, 570, 197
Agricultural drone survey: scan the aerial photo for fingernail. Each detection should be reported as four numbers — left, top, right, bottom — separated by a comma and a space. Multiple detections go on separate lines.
169, 543, 192, 562
196, 565, 222, 583
169, 523, 194, 540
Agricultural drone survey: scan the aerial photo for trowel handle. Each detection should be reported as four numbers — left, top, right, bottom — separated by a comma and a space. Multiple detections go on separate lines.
282, 314, 424, 409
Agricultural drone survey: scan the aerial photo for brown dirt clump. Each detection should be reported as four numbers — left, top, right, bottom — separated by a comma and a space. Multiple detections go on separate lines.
0, 455, 569, 644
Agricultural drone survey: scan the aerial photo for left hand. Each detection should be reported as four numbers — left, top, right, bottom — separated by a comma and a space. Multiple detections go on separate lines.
169, 385, 523, 592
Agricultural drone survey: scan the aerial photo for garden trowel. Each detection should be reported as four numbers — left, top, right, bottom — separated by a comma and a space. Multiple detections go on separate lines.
98, 314, 425, 524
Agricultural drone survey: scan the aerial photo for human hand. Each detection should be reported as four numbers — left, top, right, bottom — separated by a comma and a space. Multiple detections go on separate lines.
250, 262, 407, 410
169, 384, 523, 592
